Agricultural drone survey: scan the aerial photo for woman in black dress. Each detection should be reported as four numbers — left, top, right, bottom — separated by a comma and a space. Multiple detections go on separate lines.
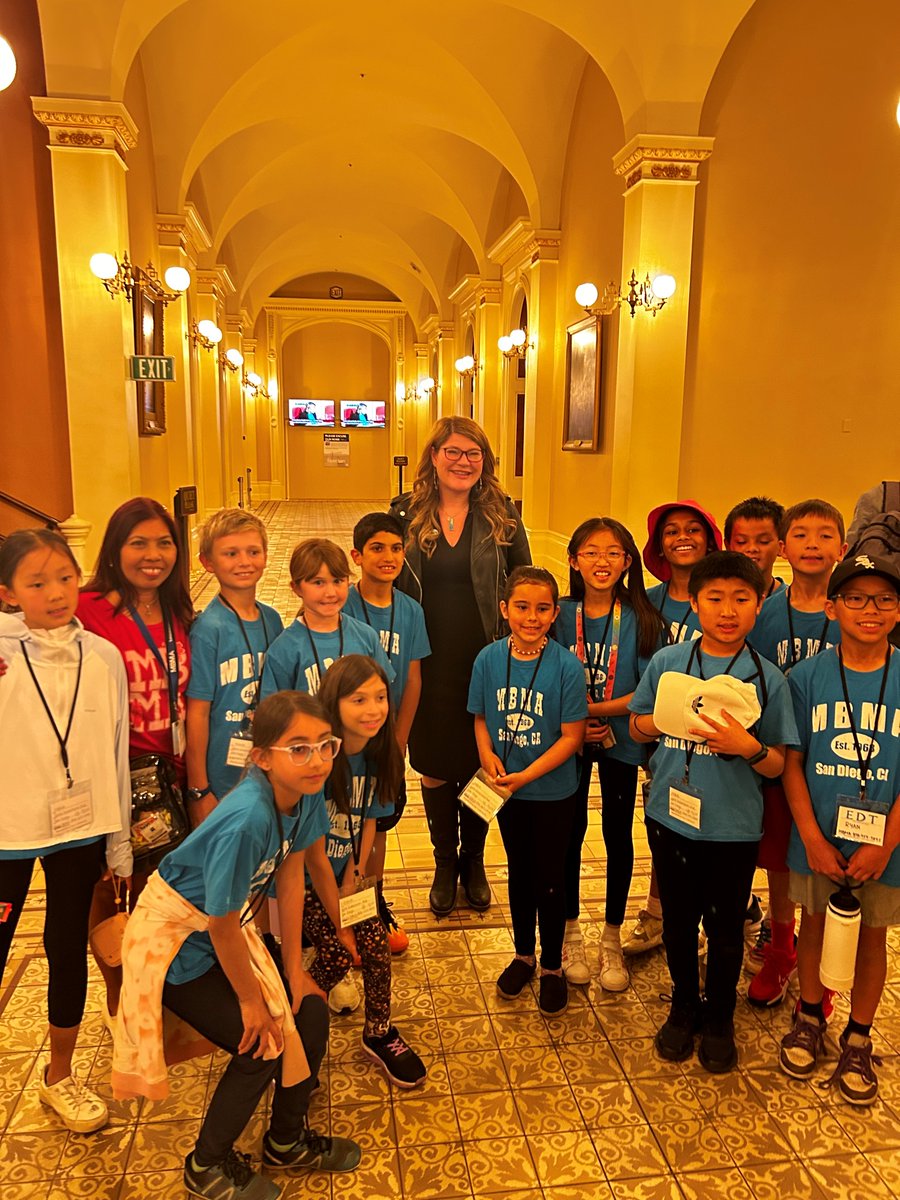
391, 417, 531, 915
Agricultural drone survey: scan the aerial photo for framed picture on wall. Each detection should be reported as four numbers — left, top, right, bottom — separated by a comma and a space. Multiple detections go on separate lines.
133, 269, 166, 436
562, 314, 602, 452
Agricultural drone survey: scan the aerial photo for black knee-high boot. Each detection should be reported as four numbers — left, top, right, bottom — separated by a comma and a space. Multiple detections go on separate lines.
422, 783, 459, 916
459, 804, 491, 912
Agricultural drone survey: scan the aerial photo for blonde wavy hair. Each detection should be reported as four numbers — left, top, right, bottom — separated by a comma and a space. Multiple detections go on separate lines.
407, 417, 517, 556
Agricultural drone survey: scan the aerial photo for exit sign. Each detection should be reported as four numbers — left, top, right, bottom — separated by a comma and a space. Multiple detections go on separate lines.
129, 355, 175, 381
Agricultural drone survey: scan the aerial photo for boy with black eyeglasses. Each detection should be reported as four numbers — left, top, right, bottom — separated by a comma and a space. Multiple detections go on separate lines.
779, 554, 900, 1104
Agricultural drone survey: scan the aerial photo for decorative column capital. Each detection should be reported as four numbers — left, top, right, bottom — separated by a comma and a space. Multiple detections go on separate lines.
32, 97, 138, 159
613, 134, 714, 191
156, 204, 212, 261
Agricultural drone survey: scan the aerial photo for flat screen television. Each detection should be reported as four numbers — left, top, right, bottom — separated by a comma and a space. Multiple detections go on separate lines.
340, 401, 386, 428
288, 399, 335, 427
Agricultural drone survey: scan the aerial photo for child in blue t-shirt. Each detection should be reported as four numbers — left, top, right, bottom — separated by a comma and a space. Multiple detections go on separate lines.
554, 517, 666, 993
779, 555, 900, 1105
121, 691, 361, 1197
186, 509, 284, 821
468, 567, 587, 1016
344, 512, 431, 955
629, 552, 798, 1074
304, 655, 426, 1089
744, 499, 847, 1007
260, 538, 393, 697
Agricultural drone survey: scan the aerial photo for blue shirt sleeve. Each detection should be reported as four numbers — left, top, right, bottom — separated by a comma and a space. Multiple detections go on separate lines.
186, 614, 218, 701
560, 650, 590, 722
260, 630, 297, 697
758, 663, 801, 747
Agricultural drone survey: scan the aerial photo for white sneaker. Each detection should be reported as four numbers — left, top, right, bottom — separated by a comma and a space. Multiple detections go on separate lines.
622, 909, 664, 957
328, 975, 361, 1015
38, 1070, 108, 1133
102, 1004, 117, 1040
562, 931, 591, 985
599, 941, 629, 992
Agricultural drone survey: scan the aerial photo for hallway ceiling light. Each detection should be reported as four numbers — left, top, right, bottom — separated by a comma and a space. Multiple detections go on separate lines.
0, 36, 15, 92
498, 327, 531, 358
192, 319, 223, 350
455, 355, 478, 376
90, 251, 190, 305
221, 348, 244, 372
576, 271, 676, 319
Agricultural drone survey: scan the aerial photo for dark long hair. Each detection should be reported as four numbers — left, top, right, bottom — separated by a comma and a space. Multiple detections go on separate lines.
566, 517, 666, 658
85, 497, 193, 628
317, 655, 403, 816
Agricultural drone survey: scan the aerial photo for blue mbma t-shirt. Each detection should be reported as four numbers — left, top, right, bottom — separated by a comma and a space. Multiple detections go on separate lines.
318, 751, 394, 884
467, 638, 588, 801
629, 640, 799, 841
554, 598, 664, 766
647, 582, 702, 644
787, 649, 900, 888
751, 585, 841, 675
343, 586, 431, 707
187, 597, 284, 799
159, 767, 330, 984
260, 613, 394, 697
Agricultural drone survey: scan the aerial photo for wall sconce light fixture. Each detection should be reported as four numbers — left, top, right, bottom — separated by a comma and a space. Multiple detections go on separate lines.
0, 35, 17, 91
396, 377, 436, 403
454, 355, 478, 377
191, 319, 223, 350
90, 252, 190, 305
220, 348, 244, 373
575, 271, 676, 320
243, 371, 263, 396
497, 327, 530, 358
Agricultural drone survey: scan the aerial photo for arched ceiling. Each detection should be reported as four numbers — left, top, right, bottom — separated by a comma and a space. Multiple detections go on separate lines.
36, 0, 755, 328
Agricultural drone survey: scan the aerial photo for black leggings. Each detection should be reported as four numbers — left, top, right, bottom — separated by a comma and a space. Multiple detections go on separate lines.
163, 964, 329, 1166
496, 794, 575, 970
648, 818, 759, 1026
0, 839, 105, 1028
564, 752, 638, 925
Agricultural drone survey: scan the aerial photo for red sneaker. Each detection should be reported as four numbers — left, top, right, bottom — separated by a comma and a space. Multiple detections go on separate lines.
747, 945, 797, 1008
793, 989, 836, 1022
377, 888, 409, 956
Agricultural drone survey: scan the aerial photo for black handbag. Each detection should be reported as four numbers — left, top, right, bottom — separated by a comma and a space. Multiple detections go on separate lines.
129, 753, 190, 871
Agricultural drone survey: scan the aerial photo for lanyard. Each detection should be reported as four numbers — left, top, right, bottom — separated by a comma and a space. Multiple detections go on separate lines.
217, 594, 271, 708
502, 641, 546, 768
242, 795, 291, 927
355, 588, 396, 664
575, 601, 620, 701
682, 639, 747, 783
346, 763, 373, 868
130, 605, 180, 725
785, 587, 831, 671
656, 583, 690, 645
302, 613, 344, 688
837, 647, 892, 801
21, 641, 83, 788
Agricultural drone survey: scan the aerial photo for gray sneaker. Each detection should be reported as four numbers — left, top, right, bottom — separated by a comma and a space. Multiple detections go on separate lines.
622, 910, 663, 957
185, 1150, 281, 1200
779, 1011, 826, 1079
825, 1032, 881, 1106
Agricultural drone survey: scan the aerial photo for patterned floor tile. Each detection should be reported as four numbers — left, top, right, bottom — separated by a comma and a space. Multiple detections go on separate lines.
652, 1117, 731, 1174
464, 1135, 539, 1193
677, 1167, 755, 1199
527, 1129, 605, 1186
513, 1084, 584, 1135
392, 1093, 460, 1146
399, 1139, 472, 1198
739, 1160, 831, 1200
592, 1122, 670, 1180
454, 1088, 522, 1140
805, 1152, 897, 1199
445, 1049, 510, 1095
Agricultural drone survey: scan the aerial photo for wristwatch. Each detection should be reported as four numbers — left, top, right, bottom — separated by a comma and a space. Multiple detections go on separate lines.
186, 785, 212, 802
745, 742, 769, 766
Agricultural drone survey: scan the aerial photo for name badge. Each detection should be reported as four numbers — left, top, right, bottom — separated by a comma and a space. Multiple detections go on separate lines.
49, 781, 93, 837
669, 783, 702, 830
339, 876, 378, 927
834, 793, 888, 847
171, 718, 187, 757
459, 769, 512, 823
226, 734, 253, 768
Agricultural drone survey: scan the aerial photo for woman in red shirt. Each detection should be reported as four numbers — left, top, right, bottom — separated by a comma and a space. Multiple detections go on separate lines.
77, 497, 193, 1026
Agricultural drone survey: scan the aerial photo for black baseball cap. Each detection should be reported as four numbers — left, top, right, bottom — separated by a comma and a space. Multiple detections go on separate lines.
828, 554, 900, 597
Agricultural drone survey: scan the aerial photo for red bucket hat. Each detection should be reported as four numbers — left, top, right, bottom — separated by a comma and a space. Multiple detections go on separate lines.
643, 500, 723, 582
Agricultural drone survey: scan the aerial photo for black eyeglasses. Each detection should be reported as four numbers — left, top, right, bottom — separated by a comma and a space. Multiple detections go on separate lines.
835, 592, 899, 612
440, 446, 484, 463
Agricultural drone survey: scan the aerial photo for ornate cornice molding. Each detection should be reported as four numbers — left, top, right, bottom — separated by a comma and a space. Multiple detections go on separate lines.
613, 135, 714, 190
421, 315, 454, 342
197, 266, 236, 301
156, 204, 212, 261
32, 97, 138, 159
487, 219, 562, 274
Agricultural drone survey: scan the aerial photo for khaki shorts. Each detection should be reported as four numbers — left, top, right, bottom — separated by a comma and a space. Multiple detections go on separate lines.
789, 870, 900, 928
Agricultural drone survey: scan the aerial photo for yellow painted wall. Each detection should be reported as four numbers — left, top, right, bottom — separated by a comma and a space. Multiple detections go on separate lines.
283, 322, 391, 500
544, 59, 625, 543
683, 0, 900, 525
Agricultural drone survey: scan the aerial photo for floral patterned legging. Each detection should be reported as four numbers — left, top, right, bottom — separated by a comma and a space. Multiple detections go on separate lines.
303, 885, 392, 1037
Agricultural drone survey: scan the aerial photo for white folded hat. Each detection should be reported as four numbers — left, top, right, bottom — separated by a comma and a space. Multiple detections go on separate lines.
653, 671, 762, 743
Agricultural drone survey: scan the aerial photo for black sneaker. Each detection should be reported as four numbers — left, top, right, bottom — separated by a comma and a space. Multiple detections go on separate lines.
539, 972, 568, 1015
262, 1124, 361, 1173
699, 1019, 738, 1074
496, 957, 536, 999
185, 1149, 281, 1199
361, 1026, 427, 1088
655, 1000, 703, 1062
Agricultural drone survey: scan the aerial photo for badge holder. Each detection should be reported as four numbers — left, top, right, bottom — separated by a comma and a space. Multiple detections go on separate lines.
339, 874, 378, 927
90, 876, 129, 968
226, 721, 254, 768
668, 777, 703, 831
833, 793, 890, 848
459, 769, 512, 824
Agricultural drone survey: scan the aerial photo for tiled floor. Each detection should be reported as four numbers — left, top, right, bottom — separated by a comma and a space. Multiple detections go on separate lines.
3, 500, 900, 1199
